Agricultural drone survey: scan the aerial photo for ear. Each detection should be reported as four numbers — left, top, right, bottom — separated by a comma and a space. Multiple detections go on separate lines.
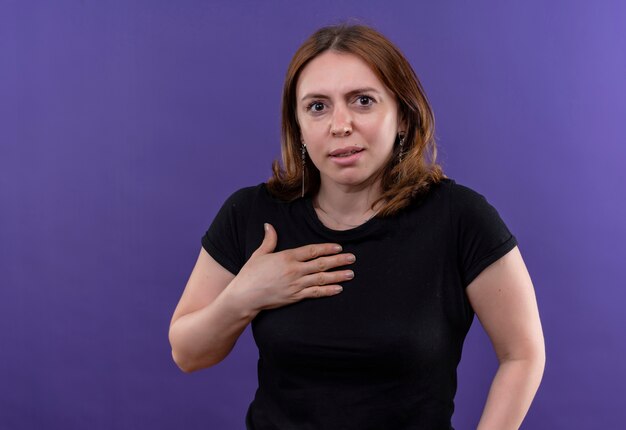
398, 123, 407, 136
397, 109, 408, 133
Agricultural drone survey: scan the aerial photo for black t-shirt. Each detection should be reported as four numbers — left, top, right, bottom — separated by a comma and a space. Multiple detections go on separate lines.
201, 178, 518, 430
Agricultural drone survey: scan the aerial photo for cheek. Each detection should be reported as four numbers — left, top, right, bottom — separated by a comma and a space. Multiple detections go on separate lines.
363, 114, 397, 144
299, 123, 327, 148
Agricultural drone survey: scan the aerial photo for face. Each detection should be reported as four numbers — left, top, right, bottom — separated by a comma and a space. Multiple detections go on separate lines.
296, 51, 404, 192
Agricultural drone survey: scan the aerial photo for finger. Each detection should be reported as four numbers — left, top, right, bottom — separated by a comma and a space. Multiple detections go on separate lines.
299, 270, 354, 287
251, 223, 278, 257
294, 285, 344, 300
290, 242, 343, 262
300, 253, 356, 275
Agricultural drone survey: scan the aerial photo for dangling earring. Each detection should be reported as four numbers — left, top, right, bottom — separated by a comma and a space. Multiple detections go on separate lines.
398, 133, 406, 163
301, 142, 307, 198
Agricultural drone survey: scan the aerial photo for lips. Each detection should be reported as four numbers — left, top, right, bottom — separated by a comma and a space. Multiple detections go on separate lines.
328, 146, 365, 168
329, 146, 364, 157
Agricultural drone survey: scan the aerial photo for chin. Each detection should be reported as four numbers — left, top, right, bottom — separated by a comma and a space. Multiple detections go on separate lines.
327, 175, 375, 188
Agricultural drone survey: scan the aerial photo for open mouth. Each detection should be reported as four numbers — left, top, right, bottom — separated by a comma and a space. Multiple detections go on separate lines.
328, 148, 364, 165
332, 149, 362, 158
330, 146, 364, 157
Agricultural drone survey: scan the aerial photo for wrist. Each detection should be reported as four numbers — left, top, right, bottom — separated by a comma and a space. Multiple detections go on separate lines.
220, 279, 261, 321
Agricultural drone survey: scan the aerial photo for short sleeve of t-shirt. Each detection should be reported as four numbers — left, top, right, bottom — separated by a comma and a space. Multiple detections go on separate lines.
450, 180, 518, 288
201, 186, 257, 275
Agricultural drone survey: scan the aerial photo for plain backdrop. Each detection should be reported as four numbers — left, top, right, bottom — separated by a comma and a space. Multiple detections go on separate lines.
1, 1, 625, 429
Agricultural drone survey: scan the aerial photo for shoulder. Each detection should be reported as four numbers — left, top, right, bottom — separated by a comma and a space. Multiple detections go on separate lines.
217, 182, 294, 218
428, 177, 512, 230
225, 182, 294, 201
440, 177, 497, 211
402, 177, 493, 210
439, 177, 482, 198
208, 183, 266, 225
224, 183, 265, 202
406, 177, 461, 209
216, 182, 267, 209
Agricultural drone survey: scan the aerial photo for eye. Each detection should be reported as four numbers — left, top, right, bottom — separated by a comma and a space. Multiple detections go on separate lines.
356, 95, 374, 107
306, 101, 326, 113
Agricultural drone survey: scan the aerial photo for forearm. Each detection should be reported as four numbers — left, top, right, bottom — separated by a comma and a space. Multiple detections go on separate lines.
476, 354, 545, 430
169, 284, 258, 372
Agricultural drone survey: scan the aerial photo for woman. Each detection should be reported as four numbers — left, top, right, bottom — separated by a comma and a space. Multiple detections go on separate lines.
169, 23, 545, 430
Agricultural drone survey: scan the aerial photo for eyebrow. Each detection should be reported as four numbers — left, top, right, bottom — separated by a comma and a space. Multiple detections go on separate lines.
300, 87, 381, 102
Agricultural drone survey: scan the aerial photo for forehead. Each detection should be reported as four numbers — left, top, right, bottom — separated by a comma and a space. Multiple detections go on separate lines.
296, 51, 390, 98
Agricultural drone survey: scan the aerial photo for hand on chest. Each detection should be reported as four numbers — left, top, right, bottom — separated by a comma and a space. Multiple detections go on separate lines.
251, 221, 463, 377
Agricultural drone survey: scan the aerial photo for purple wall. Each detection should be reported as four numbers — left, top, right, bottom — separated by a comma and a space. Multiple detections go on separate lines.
1, 1, 625, 428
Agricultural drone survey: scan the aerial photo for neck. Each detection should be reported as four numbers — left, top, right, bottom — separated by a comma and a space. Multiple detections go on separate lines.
313, 179, 384, 227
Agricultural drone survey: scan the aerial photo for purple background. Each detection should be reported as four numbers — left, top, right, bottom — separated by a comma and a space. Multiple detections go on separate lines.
1, 1, 625, 428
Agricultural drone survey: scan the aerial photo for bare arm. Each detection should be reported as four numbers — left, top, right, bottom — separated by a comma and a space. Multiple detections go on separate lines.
168, 248, 249, 372
466, 246, 545, 430
168, 223, 356, 372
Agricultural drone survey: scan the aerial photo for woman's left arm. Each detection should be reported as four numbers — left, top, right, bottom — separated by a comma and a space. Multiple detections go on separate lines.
466, 246, 545, 430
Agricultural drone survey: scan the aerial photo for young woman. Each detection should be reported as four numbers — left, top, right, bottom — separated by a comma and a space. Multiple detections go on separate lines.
169, 23, 545, 430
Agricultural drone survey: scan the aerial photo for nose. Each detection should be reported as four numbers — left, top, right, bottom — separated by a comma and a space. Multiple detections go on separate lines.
331, 125, 352, 137
330, 104, 353, 137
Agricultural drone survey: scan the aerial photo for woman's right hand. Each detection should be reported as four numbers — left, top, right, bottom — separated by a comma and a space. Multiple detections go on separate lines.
228, 223, 356, 313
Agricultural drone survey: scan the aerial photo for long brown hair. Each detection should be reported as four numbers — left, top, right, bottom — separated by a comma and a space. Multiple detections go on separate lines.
266, 22, 446, 217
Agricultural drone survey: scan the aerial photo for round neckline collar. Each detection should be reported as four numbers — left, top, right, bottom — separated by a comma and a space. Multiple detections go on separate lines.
302, 194, 384, 240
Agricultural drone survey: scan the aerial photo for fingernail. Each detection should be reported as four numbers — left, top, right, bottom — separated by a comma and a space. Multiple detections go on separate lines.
334, 245, 342, 252
334, 286, 343, 293
264, 223, 269, 232
347, 254, 356, 263
346, 271, 354, 279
